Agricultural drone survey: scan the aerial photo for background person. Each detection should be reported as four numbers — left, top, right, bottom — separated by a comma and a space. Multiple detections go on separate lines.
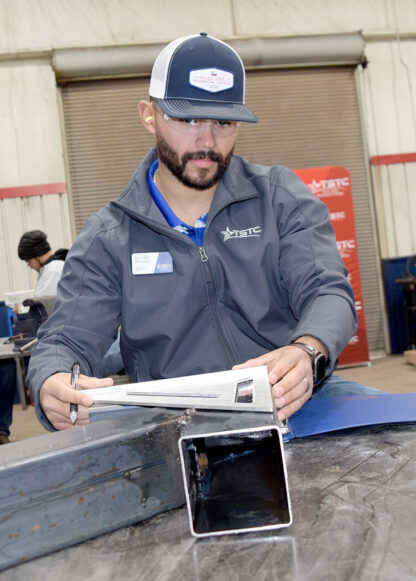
27, 33, 380, 432
0, 363, 17, 444
16, 230, 67, 304
0, 230, 67, 444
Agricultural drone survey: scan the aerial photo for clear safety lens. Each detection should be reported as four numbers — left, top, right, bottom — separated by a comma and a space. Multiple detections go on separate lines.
162, 113, 240, 137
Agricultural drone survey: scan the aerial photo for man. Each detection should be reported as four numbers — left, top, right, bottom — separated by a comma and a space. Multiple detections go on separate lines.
28, 33, 376, 432
0, 231, 67, 444
17, 230, 67, 301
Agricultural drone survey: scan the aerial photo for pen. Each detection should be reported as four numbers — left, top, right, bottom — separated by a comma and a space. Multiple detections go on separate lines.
19, 337, 38, 352
69, 361, 81, 424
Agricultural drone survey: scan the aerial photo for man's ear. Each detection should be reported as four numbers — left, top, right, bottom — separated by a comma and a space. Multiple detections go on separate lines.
138, 101, 156, 134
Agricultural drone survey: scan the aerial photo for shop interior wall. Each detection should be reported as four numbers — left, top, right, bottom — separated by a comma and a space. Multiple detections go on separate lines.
359, 40, 416, 259
0, 0, 415, 304
1, 0, 414, 50
0, 62, 72, 299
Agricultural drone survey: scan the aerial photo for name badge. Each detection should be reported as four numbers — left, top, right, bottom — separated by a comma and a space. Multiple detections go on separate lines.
131, 252, 173, 275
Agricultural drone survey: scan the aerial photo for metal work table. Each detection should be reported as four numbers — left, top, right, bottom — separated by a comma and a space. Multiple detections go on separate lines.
0, 337, 30, 409
3, 423, 416, 581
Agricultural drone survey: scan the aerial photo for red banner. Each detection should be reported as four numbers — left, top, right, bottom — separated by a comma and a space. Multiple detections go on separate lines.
294, 166, 369, 366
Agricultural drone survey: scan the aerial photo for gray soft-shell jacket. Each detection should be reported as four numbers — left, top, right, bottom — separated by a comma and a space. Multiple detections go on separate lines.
28, 149, 357, 430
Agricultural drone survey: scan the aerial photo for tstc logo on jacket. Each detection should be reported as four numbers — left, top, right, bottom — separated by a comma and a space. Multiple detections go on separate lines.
221, 226, 263, 241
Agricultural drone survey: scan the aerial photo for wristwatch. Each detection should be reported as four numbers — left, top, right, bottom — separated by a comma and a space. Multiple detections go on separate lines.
291, 341, 326, 384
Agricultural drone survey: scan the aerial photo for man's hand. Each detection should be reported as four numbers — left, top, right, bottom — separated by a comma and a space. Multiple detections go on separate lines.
233, 337, 327, 420
39, 372, 114, 430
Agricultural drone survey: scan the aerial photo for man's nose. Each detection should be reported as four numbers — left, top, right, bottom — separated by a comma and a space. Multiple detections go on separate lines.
195, 123, 216, 148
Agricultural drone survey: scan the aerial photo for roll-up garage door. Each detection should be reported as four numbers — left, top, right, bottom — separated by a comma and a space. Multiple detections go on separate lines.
60, 66, 385, 355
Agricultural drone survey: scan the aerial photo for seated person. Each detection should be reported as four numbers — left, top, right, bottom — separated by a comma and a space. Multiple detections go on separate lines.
16, 230, 67, 308
0, 231, 68, 444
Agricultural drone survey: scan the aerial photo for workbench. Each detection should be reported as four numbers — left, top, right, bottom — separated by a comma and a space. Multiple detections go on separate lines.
0, 337, 30, 409
2, 423, 415, 580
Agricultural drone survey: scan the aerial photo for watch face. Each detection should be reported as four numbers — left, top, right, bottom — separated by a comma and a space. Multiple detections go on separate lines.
314, 353, 326, 383
292, 342, 326, 383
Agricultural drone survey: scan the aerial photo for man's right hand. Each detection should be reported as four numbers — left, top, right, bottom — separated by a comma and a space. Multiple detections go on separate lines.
39, 372, 114, 430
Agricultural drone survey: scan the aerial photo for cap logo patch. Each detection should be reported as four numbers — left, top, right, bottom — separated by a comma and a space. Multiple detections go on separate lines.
189, 68, 234, 93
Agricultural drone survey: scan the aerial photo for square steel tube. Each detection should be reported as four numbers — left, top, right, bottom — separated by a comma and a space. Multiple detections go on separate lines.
0, 408, 185, 571
1, 407, 291, 570
179, 424, 292, 537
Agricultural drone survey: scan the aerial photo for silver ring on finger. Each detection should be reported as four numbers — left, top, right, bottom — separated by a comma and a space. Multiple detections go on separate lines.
301, 377, 310, 393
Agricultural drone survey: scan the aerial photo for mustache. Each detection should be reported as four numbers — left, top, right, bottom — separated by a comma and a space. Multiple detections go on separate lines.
182, 150, 224, 164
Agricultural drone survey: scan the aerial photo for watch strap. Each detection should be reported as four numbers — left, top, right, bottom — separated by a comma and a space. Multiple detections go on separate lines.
291, 342, 326, 384
291, 342, 320, 358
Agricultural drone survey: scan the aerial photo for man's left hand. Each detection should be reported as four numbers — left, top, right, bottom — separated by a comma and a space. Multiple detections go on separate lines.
233, 337, 327, 420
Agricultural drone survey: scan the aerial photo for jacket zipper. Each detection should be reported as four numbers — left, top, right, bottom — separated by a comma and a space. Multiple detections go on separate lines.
198, 245, 237, 365
198, 246, 209, 262
112, 204, 241, 365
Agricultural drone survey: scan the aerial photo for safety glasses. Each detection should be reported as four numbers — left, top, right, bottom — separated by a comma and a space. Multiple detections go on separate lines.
161, 112, 240, 138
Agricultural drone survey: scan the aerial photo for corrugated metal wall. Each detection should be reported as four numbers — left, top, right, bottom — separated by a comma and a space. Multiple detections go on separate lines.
61, 80, 154, 233
371, 161, 416, 258
60, 66, 385, 355
359, 39, 416, 260
0, 192, 72, 300
239, 67, 385, 355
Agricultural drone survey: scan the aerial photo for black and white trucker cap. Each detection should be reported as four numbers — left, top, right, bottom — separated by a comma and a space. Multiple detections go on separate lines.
149, 32, 258, 123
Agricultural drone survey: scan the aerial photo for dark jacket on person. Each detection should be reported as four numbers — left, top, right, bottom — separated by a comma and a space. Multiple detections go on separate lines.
28, 149, 357, 430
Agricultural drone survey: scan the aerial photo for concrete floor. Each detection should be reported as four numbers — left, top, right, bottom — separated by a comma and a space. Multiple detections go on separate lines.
7, 354, 416, 443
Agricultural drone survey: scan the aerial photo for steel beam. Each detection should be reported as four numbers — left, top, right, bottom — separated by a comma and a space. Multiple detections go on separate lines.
0, 408, 185, 570
0, 407, 284, 571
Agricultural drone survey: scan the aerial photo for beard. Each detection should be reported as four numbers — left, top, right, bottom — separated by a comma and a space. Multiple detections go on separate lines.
155, 134, 234, 190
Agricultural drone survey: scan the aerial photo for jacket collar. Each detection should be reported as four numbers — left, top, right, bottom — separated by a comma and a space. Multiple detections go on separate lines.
112, 148, 260, 225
